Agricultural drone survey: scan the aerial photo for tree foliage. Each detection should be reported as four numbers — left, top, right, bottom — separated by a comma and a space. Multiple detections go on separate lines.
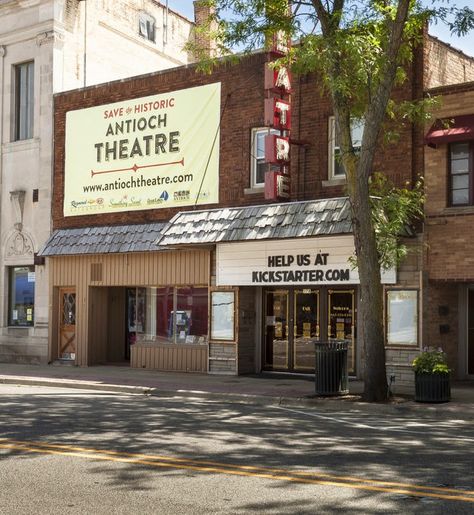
369, 173, 424, 270
192, 0, 474, 401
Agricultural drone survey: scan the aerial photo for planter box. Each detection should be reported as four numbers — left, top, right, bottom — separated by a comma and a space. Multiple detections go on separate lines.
415, 372, 451, 403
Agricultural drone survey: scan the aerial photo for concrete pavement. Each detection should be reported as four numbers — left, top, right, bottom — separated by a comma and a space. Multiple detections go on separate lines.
0, 362, 473, 418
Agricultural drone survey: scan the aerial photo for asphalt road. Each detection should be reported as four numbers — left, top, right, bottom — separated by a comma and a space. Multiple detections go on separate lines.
1, 384, 473, 514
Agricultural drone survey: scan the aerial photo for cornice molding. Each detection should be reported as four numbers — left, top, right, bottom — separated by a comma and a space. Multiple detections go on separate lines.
0, 20, 54, 46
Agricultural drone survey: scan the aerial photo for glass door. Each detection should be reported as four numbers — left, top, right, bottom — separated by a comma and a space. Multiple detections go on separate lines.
328, 289, 356, 374
264, 290, 289, 370
294, 289, 319, 370
126, 288, 146, 360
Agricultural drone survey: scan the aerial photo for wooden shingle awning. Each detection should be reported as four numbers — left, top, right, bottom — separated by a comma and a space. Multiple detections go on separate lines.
425, 114, 474, 148
156, 198, 353, 247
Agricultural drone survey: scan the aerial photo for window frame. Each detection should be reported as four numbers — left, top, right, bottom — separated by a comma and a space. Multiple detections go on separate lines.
8, 265, 35, 327
138, 12, 156, 43
13, 61, 34, 141
385, 288, 419, 347
448, 141, 473, 207
328, 116, 363, 180
250, 127, 279, 189
210, 290, 236, 342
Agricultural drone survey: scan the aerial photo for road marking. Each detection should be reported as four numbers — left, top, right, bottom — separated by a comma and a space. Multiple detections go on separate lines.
275, 406, 474, 439
0, 438, 473, 503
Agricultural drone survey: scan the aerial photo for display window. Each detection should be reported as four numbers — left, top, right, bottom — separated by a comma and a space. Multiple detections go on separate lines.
134, 286, 208, 345
176, 287, 208, 344
210, 291, 235, 341
386, 289, 418, 346
9, 266, 35, 327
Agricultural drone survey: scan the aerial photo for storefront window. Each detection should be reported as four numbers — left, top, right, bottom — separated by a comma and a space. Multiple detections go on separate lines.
176, 287, 208, 344
136, 286, 208, 345
9, 266, 35, 327
211, 291, 235, 341
386, 290, 418, 346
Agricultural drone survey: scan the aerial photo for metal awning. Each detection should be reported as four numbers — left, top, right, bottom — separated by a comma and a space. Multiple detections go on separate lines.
425, 114, 474, 148
39, 222, 166, 256
156, 198, 353, 247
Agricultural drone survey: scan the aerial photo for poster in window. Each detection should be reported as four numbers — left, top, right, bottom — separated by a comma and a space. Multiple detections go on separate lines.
211, 291, 235, 341
387, 290, 418, 345
303, 322, 311, 338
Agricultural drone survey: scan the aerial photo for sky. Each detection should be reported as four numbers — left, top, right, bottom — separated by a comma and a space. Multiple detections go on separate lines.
167, 0, 474, 56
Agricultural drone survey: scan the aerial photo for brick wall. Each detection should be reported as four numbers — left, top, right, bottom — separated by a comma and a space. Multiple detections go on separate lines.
424, 36, 474, 89
423, 282, 459, 371
53, 48, 423, 230
208, 342, 236, 374
424, 85, 474, 281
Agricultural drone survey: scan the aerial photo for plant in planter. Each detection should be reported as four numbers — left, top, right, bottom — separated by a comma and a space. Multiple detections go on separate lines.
412, 348, 451, 403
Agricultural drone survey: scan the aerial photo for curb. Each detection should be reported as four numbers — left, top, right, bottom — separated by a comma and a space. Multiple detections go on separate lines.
0, 376, 154, 395
2, 375, 473, 420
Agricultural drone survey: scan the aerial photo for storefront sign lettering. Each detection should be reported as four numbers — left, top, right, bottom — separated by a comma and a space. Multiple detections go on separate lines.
252, 252, 349, 283
268, 253, 329, 267
252, 269, 350, 283
216, 236, 397, 286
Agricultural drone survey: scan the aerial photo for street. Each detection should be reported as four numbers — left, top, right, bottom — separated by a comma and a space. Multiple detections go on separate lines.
1, 384, 473, 514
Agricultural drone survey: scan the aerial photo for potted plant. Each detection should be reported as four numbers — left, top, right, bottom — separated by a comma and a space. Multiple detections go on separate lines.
412, 347, 451, 403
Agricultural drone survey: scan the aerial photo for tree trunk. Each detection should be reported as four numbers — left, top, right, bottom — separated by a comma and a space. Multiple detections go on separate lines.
351, 176, 387, 402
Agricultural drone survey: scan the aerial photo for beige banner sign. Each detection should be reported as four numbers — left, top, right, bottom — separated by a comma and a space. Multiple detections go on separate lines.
64, 83, 221, 216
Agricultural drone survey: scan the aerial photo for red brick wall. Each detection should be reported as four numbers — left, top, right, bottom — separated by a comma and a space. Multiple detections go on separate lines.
53, 50, 423, 230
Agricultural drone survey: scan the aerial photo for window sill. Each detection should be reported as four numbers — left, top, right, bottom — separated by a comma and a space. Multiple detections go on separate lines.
7, 326, 33, 333
244, 186, 264, 195
2, 138, 40, 154
442, 205, 474, 216
322, 178, 346, 188
385, 344, 419, 349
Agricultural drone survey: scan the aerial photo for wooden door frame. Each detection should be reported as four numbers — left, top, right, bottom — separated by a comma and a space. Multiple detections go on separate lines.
58, 287, 77, 361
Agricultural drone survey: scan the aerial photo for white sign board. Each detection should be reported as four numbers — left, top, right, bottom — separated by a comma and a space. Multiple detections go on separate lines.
64, 83, 221, 216
216, 236, 396, 286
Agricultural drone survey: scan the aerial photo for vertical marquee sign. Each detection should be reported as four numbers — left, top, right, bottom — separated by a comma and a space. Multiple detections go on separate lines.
264, 30, 292, 201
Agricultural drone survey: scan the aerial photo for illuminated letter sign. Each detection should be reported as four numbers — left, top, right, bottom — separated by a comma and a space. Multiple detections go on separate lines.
264, 65, 292, 94
264, 170, 290, 200
264, 98, 291, 131
265, 134, 290, 164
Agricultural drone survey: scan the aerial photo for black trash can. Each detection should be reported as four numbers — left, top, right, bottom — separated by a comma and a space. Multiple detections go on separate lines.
314, 340, 349, 396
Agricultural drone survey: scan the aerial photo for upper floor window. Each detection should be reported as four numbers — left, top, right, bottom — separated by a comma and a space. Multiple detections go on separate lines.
139, 12, 156, 42
328, 116, 364, 179
251, 127, 278, 188
14, 61, 34, 141
449, 142, 472, 206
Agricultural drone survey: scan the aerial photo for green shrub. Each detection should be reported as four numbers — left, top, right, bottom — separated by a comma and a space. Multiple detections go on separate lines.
412, 347, 450, 374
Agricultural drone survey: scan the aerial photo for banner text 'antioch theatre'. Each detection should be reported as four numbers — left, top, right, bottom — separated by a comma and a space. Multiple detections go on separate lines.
64, 83, 221, 216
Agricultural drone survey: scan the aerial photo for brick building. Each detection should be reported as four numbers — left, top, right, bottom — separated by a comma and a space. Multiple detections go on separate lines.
0, 0, 204, 364
424, 81, 474, 380
36, 32, 474, 390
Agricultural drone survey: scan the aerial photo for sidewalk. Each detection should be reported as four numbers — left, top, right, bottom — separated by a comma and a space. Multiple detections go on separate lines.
1, 362, 473, 418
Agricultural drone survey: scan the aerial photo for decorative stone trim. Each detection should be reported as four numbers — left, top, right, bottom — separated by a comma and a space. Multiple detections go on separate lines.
5, 231, 34, 259
36, 30, 62, 46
